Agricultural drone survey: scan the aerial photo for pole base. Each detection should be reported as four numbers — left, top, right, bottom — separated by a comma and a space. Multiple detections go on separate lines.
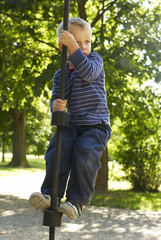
43, 209, 63, 227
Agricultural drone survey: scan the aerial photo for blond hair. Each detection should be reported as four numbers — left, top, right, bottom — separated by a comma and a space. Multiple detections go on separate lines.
57, 17, 92, 40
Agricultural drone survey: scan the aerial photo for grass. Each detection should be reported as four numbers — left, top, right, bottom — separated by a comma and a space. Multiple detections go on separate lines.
91, 162, 161, 211
0, 153, 161, 211
91, 190, 161, 212
0, 153, 45, 176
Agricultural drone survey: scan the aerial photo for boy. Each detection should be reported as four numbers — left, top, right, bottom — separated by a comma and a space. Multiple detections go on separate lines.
29, 17, 111, 220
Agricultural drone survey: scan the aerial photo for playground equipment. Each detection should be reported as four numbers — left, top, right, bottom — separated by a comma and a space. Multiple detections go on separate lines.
42, 0, 70, 239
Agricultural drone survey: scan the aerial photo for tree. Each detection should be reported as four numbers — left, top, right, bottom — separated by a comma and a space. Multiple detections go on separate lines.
0, 0, 60, 166
111, 87, 161, 192
91, 0, 161, 191
0, 0, 161, 194
0, 109, 12, 162
95, 148, 108, 192
11, 109, 28, 166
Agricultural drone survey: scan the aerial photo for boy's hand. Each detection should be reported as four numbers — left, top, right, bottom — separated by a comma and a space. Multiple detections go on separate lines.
53, 99, 67, 112
59, 30, 79, 55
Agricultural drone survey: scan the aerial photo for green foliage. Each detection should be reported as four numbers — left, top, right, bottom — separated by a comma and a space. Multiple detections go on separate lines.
0, 0, 59, 111
0, 0, 161, 184
0, 0, 61, 158
90, 0, 161, 124
26, 95, 54, 155
91, 0, 161, 192
0, 109, 12, 143
111, 87, 161, 192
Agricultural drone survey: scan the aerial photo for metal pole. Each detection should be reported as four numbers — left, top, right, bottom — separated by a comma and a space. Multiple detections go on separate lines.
48, 0, 70, 239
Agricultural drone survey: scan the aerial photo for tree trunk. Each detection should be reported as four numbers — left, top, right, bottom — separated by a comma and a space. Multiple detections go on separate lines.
2, 140, 5, 162
78, 0, 87, 20
95, 147, 108, 192
8, 109, 30, 167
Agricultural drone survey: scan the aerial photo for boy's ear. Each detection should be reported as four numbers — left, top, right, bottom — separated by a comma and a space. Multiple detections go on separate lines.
59, 43, 62, 52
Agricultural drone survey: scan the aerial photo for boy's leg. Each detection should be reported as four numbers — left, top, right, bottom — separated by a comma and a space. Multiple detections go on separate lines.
29, 126, 77, 210
41, 125, 77, 198
66, 126, 110, 207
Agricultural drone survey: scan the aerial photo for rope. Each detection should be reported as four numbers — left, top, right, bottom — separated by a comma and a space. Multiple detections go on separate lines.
49, 0, 70, 239
60, 0, 70, 99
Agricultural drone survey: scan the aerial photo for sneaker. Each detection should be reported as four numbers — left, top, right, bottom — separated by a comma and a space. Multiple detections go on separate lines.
58, 201, 78, 220
29, 192, 51, 211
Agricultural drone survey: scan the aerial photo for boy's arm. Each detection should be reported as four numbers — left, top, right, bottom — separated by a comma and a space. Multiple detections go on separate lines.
50, 71, 60, 111
69, 49, 104, 82
59, 30, 103, 82
50, 70, 71, 112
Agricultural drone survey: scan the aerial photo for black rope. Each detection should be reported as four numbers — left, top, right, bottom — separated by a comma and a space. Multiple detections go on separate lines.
49, 0, 70, 239
60, 0, 70, 99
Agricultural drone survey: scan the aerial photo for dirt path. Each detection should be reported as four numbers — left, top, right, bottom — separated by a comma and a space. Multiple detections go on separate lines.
0, 173, 161, 240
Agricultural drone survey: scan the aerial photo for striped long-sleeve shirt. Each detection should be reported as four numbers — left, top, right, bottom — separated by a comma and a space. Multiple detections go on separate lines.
50, 48, 110, 126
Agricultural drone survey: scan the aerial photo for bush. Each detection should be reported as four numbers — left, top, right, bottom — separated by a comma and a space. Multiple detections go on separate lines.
123, 144, 161, 192
111, 88, 161, 192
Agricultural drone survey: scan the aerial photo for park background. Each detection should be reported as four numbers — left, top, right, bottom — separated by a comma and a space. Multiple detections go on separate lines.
0, 0, 161, 210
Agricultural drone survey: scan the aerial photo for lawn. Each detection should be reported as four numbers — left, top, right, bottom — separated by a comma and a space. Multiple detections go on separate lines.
0, 153, 45, 176
91, 190, 161, 212
91, 161, 161, 212
0, 153, 161, 211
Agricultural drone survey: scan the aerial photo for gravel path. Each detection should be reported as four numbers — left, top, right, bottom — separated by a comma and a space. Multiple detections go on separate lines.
0, 172, 161, 240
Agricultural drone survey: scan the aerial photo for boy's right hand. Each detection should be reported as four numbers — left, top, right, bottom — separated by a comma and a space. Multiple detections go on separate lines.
52, 99, 67, 112
59, 30, 79, 56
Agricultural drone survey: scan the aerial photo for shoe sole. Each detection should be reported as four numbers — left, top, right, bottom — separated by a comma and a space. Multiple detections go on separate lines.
58, 203, 77, 220
29, 192, 50, 211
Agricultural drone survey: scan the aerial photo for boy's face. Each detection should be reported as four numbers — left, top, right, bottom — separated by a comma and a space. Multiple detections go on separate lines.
69, 25, 92, 56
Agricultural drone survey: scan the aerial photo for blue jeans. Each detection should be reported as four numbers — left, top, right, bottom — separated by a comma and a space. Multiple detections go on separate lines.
41, 124, 111, 205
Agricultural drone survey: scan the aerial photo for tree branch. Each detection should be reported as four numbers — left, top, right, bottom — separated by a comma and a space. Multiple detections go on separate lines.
0, 11, 53, 25
33, 38, 59, 51
91, 0, 118, 28
0, 11, 23, 26
100, 0, 105, 47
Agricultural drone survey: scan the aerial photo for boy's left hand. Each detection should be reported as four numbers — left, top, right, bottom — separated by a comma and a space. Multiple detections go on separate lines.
53, 99, 67, 112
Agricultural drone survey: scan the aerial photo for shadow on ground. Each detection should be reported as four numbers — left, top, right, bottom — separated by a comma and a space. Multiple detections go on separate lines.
0, 194, 161, 240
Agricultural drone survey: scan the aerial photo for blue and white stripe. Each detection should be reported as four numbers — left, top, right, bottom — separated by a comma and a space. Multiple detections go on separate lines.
50, 48, 110, 126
